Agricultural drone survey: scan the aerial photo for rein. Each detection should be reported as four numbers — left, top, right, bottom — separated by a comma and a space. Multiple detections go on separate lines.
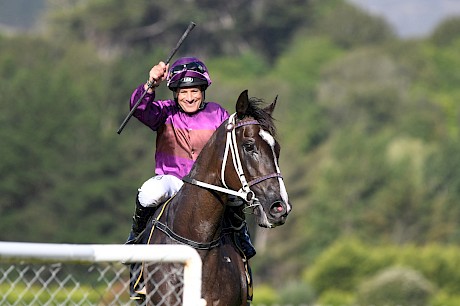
183, 113, 282, 208
152, 219, 222, 250
147, 198, 234, 250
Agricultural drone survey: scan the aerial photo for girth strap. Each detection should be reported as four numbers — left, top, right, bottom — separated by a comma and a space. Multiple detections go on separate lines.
152, 219, 222, 250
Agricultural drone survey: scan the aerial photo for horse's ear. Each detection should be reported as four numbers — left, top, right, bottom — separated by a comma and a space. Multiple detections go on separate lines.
264, 94, 278, 116
236, 90, 249, 119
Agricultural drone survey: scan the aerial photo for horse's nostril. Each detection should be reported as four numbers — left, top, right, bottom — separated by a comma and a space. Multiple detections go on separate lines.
270, 201, 285, 216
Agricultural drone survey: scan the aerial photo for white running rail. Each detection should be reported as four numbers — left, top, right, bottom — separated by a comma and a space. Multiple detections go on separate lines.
0, 242, 204, 306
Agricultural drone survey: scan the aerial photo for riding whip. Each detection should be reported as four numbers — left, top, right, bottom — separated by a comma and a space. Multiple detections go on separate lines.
117, 21, 196, 134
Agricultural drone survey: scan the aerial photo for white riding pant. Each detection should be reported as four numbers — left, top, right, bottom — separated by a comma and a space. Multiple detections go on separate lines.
137, 175, 184, 208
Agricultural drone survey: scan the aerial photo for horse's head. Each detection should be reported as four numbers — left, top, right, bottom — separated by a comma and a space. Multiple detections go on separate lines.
223, 90, 292, 228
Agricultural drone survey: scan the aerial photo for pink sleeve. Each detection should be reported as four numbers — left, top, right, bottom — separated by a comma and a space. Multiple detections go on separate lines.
129, 84, 174, 131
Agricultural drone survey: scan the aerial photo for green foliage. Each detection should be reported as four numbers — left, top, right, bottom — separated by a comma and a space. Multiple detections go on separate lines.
253, 281, 315, 306
3, 0, 460, 297
431, 291, 460, 306
46, 0, 152, 49
278, 281, 315, 305
397, 244, 460, 295
274, 35, 343, 93
0, 283, 107, 304
431, 16, 460, 47
317, 47, 410, 131
0, 35, 147, 243
272, 36, 343, 152
44, 0, 317, 60
356, 267, 434, 306
252, 284, 279, 305
304, 239, 393, 294
316, 289, 354, 306
208, 52, 269, 80
315, 1, 396, 48
206, 51, 270, 104
304, 240, 460, 303
421, 140, 460, 243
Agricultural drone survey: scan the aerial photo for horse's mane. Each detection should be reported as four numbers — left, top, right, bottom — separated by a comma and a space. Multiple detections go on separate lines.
245, 97, 277, 137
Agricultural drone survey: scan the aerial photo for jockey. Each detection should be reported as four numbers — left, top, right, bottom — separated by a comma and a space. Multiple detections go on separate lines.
125, 56, 256, 259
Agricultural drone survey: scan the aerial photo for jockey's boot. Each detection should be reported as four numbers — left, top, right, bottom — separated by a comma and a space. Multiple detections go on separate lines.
129, 262, 146, 303
125, 193, 155, 244
226, 202, 257, 260
238, 223, 257, 260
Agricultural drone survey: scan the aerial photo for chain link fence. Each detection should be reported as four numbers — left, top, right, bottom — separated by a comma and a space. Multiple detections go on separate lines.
0, 261, 187, 305
1, 261, 129, 305
0, 243, 202, 306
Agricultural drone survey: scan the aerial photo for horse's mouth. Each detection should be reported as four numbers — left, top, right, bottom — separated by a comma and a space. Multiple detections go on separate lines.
257, 218, 285, 228
253, 203, 288, 228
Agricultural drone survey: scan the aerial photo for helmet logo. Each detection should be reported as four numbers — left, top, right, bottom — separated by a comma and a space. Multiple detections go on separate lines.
181, 77, 194, 83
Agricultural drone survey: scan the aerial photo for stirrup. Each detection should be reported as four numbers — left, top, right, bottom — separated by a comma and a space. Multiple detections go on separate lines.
135, 286, 147, 295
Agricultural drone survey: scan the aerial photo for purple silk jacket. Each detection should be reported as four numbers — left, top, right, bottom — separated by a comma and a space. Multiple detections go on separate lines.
130, 84, 230, 179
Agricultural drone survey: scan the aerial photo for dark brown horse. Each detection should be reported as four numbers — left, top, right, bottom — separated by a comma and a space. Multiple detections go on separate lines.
142, 90, 291, 306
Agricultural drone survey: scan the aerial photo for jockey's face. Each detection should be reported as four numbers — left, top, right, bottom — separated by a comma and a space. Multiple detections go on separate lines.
177, 86, 203, 113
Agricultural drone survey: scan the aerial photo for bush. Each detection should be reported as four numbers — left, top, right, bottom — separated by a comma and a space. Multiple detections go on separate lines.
431, 291, 460, 306
303, 239, 460, 301
304, 239, 393, 294
431, 17, 460, 46
397, 244, 460, 295
356, 266, 435, 306
316, 289, 354, 306
252, 284, 279, 306
253, 281, 316, 306
278, 281, 315, 305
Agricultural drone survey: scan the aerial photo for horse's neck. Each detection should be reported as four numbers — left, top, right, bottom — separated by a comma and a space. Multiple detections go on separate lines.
171, 182, 227, 243
171, 127, 230, 243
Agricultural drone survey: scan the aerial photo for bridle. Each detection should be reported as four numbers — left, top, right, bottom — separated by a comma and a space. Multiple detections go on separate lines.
157, 113, 283, 250
183, 113, 283, 209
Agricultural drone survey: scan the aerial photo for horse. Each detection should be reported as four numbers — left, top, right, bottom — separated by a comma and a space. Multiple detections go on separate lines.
139, 90, 291, 306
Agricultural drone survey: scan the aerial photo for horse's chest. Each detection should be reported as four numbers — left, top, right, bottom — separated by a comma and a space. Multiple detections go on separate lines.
196, 220, 214, 235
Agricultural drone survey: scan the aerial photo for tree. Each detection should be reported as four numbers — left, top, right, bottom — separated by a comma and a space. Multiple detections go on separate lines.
314, 1, 396, 49
44, 0, 318, 60
431, 16, 460, 47
0, 35, 151, 242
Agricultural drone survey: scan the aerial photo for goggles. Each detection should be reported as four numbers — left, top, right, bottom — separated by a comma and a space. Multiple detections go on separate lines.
169, 62, 206, 77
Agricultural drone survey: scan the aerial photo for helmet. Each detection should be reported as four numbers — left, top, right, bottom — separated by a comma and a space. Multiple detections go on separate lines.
167, 57, 212, 91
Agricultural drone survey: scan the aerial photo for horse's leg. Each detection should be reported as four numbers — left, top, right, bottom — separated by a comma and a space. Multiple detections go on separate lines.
201, 247, 247, 306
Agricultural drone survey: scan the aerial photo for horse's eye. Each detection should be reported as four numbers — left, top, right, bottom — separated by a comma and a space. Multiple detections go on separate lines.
243, 141, 255, 152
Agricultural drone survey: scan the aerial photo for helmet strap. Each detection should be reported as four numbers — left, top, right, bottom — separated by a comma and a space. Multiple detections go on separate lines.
198, 89, 207, 110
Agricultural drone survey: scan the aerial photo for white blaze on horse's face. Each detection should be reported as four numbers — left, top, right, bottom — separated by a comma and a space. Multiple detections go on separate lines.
259, 129, 291, 213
